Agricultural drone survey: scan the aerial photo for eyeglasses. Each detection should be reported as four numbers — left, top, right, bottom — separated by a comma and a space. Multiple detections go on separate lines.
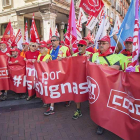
51, 40, 57, 42
98, 42, 109, 45
78, 44, 84, 47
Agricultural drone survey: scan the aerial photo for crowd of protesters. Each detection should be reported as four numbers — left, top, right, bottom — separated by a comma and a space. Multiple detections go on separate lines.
0, 32, 140, 135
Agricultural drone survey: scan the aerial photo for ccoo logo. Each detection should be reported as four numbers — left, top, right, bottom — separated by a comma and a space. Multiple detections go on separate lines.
87, 76, 100, 104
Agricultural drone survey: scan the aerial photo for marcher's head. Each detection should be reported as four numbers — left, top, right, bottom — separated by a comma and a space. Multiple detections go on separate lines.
98, 36, 110, 54
39, 44, 48, 55
10, 48, 18, 58
51, 36, 60, 49
0, 41, 8, 51
22, 42, 29, 51
46, 40, 52, 48
78, 40, 87, 54
11, 42, 17, 49
124, 37, 133, 52
29, 42, 38, 52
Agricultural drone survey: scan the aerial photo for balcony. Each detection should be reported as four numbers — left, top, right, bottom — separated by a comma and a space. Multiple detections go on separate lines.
111, 0, 116, 9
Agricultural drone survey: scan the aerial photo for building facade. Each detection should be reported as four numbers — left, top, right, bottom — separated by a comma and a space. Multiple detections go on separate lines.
0, 0, 131, 41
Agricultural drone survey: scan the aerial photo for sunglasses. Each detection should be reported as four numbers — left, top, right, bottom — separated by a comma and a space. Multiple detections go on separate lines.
98, 42, 109, 45
51, 40, 57, 42
32, 45, 36, 47
78, 44, 84, 47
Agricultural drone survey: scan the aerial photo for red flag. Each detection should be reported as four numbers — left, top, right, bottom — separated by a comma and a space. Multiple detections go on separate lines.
2, 21, 15, 47
64, 0, 77, 49
30, 13, 40, 43
79, 0, 104, 17
49, 27, 52, 40
24, 21, 28, 42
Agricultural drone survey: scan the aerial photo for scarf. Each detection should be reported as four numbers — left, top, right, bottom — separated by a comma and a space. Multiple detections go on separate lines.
99, 47, 113, 56
51, 46, 60, 60
121, 49, 132, 56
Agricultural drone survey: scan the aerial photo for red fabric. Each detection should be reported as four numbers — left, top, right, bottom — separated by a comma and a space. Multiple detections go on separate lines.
11, 41, 17, 47
25, 50, 39, 60
8, 60, 26, 93
40, 56, 45, 61
121, 49, 132, 56
10, 56, 24, 63
0, 48, 10, 55
0, 55, 9, 90
111, 46, 115, 52
30, 13, 40, 43
22, 42, 29, 45
99, 48, 113, 56
79, 0, 104, 17
78, 40, 87, 46
87, 63, 140, 140
10, 48, 19, 52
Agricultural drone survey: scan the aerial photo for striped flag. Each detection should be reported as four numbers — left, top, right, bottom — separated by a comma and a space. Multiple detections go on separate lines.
24, 21, 28, 42
132, 0, 140, 64
99, 8, 105, 25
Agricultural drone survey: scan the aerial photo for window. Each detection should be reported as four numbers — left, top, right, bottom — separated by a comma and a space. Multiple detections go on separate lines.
2, 0, 11, 7
24, 17, 42, 39
1, 23, 8, 36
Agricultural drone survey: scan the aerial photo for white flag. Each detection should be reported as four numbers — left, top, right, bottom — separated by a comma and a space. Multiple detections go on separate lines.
94, 15, 106, 49
86, 15, 98, 31
111, 15, 121, 36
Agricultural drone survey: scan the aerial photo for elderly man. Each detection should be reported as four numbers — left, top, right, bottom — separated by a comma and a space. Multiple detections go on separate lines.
118, 37, 133, 71
20, 42, 29, 58
0, 41, 10, 101
44, 35, 71, 116
72, 39, 92, 120
90, 36, 120, 135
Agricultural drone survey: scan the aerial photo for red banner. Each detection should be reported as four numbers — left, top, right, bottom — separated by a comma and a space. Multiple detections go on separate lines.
8, 60, 26, 93
0, 56, 9, 90
79, 0, 104, 17
26, 61, 36, 97
86, 61, 140, 140
34, 56, 88, 104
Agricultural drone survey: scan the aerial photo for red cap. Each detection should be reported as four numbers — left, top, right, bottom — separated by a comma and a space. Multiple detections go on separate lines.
39, 44, 47, 48
40, 40, 47, 45
46, 40, 51, 45
10, 48, 19, 52
78, 40, 87, 46
11, 42, 17, 47
125, 37, 133, 43
98, 36, 110, 43
83, 36, 90, 40
0, 41, 8, 46
22, 42, 29, 45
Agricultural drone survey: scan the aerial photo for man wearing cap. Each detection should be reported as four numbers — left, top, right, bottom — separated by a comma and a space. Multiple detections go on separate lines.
37, 44, 51, 62
0, 41, 10, 101
8, 48, 26, 99
20, 42, 29, 58
44, 35, 71, 116
72, 39, 92, 120
118, 37, 133, 71
90, 36, 120, 135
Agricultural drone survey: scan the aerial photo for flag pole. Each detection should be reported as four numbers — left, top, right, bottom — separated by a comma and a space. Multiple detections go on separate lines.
113, 28, 123, 54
